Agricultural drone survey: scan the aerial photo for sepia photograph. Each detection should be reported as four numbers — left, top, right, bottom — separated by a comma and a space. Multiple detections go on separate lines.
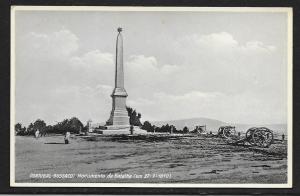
10, 6, 293, 188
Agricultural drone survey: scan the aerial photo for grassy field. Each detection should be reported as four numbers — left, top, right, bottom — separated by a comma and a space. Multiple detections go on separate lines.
15, 134, 287, 184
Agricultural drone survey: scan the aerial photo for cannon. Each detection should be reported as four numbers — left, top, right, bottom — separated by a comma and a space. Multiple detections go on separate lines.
217, 126, 236, 139
245, 127, 274, 148
218, 126, 274, 148
191, 125, 207, 134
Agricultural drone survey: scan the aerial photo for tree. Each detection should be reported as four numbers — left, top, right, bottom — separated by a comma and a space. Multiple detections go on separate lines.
43, 125, 53, 136
141, 121, 154, 132
15, 123, 27, 135
183, 126, 189, 134
27, 123, 34, 135
68, 117, 84, 133
52, 117, 84, 134
15, 123, 22, 133
33, 119, 46, 132
127, 107, 142, 126
16, 117, 85, 136
170, 125, 177, 134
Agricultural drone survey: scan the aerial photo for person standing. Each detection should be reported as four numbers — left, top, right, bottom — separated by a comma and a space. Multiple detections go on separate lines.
35, 129, 40, 139
64, 131, 70, 144
130, 125, 134, 135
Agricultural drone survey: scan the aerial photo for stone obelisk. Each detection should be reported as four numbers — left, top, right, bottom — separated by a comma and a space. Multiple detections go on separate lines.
106, 27, 130, 128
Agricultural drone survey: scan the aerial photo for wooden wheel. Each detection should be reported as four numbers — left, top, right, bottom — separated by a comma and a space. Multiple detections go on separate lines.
222, 126, 236, 139
217, 127, 224, 136
246, 127, 256, 145
252, 127, 273, 148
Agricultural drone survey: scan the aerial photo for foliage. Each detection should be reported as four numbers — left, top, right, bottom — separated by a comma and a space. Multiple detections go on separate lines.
16, 113, 190, 137
15, 117, 84, 136
51, 117, 84, 134
183, 126, 189, 134
27, 123, 34, 135
15, 119, 47, 136
15, 123, 22, 131
127, 107, 142, 126
141, 121, 154, 132
15, 123, 27, 136
141, 121, 189, 134
33, 119, 47, 135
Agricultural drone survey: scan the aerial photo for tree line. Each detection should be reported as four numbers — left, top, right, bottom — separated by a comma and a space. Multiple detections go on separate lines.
141, 121, 190, 134
15, 117, 84, 136
15, 107, 193, 136
15, 107, 143, 136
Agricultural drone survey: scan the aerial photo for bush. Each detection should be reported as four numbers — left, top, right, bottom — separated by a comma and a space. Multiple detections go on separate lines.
127, 107, 142, 126
16, 117, 84, 136
51, 117, 84, 134
15, 123, 27, 136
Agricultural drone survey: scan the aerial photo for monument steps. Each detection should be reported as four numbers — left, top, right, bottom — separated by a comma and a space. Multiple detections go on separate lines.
94, 126, 148, 135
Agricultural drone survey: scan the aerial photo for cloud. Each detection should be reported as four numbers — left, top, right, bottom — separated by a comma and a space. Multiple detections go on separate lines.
23, 29, 79, 59
167, 32, 283, 96
28, 84, 115, 125
69, 50, 113, 69
15, 28, 116, 125
175, 32, 276, 55
127, 98, 155, 107
15, 27, 286, 125
160, 64, 180, 74
68, 50, 115, 86
96, 84, 113, 97
153, 91, 221, 102
241, 41, 276, 53
126, 55, 179, 75
125, 54, 182, 98
185, 32, 239, 49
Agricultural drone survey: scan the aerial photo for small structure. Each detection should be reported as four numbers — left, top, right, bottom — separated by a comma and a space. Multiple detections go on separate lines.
87, 120, 93, 133
170, 126, 174, 134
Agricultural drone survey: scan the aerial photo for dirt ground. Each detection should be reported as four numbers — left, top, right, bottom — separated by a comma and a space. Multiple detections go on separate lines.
15, 134, 287, 184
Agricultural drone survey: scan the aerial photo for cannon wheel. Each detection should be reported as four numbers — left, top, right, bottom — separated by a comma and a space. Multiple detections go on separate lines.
246, 127, 256, 145
218, 127, 225, 136
222, 127, 236, 139
251, 127, 274, 148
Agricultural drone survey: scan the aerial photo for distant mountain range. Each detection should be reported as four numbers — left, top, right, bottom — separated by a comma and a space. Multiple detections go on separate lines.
150, 117, 287, 136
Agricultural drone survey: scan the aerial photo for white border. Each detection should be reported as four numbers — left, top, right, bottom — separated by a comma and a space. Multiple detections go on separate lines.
10, 6, 293, 188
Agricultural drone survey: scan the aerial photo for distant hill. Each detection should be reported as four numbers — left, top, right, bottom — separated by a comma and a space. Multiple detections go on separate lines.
150, 117, 287, 137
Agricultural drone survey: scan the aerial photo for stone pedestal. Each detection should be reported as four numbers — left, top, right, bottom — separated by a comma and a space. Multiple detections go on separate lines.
102, 126, 148, 135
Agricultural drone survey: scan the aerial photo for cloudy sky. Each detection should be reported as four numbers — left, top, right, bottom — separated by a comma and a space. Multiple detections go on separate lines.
14, 9, 289, 126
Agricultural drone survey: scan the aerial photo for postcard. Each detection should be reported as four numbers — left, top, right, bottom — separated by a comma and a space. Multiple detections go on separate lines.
10, 6, 293, 188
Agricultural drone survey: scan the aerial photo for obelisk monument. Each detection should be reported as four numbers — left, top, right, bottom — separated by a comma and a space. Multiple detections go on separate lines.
106, 27, 130, 128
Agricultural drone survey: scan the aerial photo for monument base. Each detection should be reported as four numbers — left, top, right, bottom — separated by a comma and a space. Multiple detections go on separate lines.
102, 126, 148, 135
106, 125, 130, 130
